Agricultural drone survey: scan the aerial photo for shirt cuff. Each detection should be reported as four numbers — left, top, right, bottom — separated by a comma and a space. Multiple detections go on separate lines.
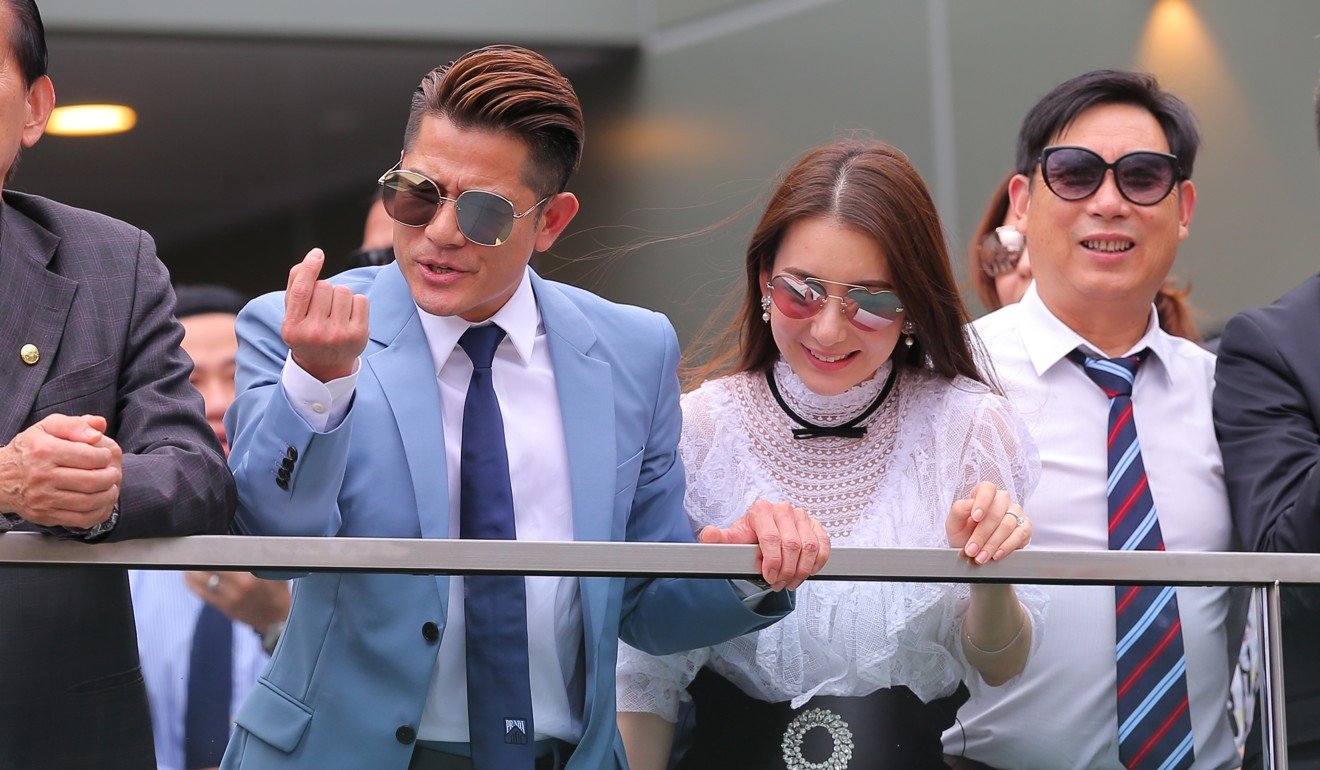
730, 578, 772, 608
281, 354, 360, 432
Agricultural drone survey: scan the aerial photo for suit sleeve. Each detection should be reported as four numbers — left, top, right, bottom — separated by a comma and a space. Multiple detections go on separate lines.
618, 313, 791, 656
105, 230, 235, 540
1215, 310, 1320, 561
226, 292, 354, 538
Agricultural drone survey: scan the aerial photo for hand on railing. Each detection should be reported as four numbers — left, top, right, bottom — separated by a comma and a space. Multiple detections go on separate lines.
947, 481, 1032, 565
697, 500, 830, 591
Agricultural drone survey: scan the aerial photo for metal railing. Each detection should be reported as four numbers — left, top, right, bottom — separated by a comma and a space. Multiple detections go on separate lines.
2, 532, 1311, 769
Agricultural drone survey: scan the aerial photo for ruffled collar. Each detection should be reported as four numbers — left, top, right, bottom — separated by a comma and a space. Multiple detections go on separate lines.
771, 359, 892, 427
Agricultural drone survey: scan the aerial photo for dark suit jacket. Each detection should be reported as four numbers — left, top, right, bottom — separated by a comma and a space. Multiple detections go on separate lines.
0, 191, 236, 769
1214, 272, 1320, 766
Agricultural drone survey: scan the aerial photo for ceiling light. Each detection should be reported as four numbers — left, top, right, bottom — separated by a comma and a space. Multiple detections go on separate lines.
46, 104, 137, 137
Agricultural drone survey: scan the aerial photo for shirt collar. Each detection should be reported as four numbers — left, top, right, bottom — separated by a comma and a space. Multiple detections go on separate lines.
1017, 281, 1174, 387
414, 267, 540, 367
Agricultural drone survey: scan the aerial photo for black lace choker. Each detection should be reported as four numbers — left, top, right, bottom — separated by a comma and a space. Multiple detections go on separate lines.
764, 365, 897, 440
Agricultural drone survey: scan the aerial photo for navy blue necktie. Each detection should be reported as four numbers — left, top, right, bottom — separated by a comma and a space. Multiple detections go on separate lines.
458, 325, 535, 770
1069, 349, 1195, 770
184, 602, 233, 769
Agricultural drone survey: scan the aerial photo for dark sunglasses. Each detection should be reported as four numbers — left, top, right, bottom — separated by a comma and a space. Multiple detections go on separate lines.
1040, 146, 1181, 206
766, 274, 904, 332
979, 225, 1025, 278
377, 164, 549, 247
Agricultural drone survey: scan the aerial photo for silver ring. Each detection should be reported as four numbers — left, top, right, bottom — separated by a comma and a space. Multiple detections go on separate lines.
207, 573, 221, 592
1006, 511, 1025, 528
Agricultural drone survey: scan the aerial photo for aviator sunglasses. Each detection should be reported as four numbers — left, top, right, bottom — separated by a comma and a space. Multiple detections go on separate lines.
766, 274, 905, 332
979, 225, 1025, 278
1039, 146, 1181, 207
378, 163, 549, 247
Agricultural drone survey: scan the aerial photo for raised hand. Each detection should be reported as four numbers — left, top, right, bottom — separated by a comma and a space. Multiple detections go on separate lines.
947, 480, 1032, 564
699, 500, 830, 590
0, 413, 121, 530
281, 248, 369, 382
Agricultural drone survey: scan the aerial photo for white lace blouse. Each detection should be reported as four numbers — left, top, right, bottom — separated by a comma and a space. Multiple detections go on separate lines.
616, 360, 1044, 720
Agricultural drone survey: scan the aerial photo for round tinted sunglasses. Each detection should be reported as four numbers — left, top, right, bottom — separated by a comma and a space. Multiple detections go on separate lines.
979, 225, 1025, 278
377, 164, 549, 247
1039, 146, 1181, 207
766, 274, 904, 332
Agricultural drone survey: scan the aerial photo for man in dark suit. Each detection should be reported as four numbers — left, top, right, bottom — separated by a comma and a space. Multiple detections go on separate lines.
0, 1, 236, 767
1213, 84, 1320, 769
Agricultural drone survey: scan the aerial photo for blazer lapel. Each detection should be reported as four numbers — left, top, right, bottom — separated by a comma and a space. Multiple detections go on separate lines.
361, 265, 452, 600
0, 203, 73, 442
531, 273, 615, 678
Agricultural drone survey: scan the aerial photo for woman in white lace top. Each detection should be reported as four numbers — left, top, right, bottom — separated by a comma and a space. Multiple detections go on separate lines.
615, 139, 1044, 770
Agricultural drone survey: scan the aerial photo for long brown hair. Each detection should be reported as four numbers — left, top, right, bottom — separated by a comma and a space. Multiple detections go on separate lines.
968, 173, 1014, 312
685, 139, 984, 388
967, 174, 1202, 342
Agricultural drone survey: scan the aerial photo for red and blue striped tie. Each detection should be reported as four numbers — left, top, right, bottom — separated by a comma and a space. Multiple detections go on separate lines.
1069, 349, 1195, 770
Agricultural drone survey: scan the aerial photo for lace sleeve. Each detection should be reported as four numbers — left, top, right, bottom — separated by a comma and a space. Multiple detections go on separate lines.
616, 641, 710, 722
954, 387, 1040, 504
946, 385, 1048, 674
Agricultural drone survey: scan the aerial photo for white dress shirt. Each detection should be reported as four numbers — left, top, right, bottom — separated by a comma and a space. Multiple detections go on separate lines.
129, 570, 269, 770
281, 270, 583, 743
944, 284, 1239, 769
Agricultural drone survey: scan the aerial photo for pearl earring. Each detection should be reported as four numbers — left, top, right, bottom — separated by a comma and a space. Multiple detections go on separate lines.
902, 319, 915, 348
761, 295, 772, 322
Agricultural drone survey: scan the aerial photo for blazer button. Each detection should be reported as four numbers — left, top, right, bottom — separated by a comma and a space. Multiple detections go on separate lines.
421, 622, 440, 643
285, 446, 298, 461
396, 725, 416, 745
276, 477, 289, 491
281, 457, 296, 471
276, 467, 291, 481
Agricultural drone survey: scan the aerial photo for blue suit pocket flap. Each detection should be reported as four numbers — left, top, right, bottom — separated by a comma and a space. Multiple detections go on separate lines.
234, 679, 313, 753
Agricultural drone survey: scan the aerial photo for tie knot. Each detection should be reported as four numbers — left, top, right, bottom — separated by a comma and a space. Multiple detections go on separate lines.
459, 324, 506, 370
1067, 348, 1147, 399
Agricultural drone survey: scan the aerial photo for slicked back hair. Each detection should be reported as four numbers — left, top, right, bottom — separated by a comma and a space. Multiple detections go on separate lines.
1014, 69, 1200, 182
403, 45, 584, 199
4, 0, 46, 86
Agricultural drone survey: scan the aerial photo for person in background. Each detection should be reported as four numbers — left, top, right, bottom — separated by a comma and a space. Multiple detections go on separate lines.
968, 172, 1202, 342
945, 69, 1240, 770
616, 138, 1042, 770
130, 284, 291, 770
0, 1, 235, 766
1212, 81, 1320, 770
346, 192, 395, 269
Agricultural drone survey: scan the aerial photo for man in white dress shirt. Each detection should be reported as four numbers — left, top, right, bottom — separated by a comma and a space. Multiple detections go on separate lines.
221, 45, 826, 770
943, 70, 1239, 769
131, 285, 291, 770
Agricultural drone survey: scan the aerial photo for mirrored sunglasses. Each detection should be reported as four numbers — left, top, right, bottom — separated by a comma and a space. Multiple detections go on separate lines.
1040, 145, 1180, 207
377, 164, 548, 247
766, 274, 904, 332
979, 225, 1025, 278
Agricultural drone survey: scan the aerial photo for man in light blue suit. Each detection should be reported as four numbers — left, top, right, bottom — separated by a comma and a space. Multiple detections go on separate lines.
222, 45, 827, 770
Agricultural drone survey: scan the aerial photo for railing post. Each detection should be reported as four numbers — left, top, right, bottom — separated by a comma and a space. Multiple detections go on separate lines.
1259, 581, 1289, 770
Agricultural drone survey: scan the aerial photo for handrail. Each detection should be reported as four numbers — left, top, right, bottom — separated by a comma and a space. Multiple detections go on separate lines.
0, 531, 1317, 584
0, 531, 1303, 768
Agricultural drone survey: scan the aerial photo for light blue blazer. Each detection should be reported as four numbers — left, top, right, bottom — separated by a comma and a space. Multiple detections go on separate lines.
220, 264, 790, 769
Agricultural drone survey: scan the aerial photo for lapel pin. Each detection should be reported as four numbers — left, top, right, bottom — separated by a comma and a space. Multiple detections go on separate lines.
19, 344, 38, 365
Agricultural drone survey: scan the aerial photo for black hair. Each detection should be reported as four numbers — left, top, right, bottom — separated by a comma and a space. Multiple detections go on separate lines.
5, 0, 46, 86
173, 284, 247, 319
1014, 69, 1200, 181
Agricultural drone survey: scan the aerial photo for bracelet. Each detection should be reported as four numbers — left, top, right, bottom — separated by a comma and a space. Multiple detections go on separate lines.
965, 612, 1026, 655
